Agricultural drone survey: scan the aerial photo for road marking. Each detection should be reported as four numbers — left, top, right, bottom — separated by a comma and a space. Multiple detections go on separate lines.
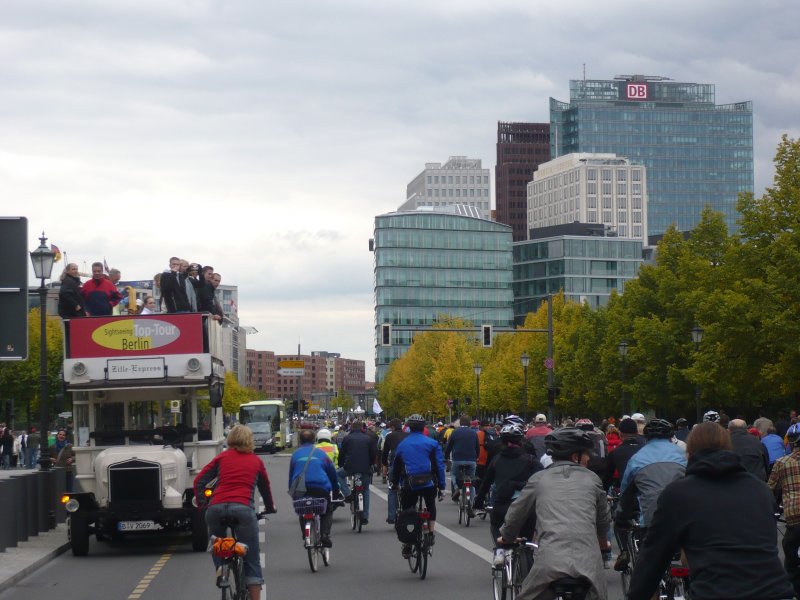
370, 485, 493, 564
127, 547, 176, 599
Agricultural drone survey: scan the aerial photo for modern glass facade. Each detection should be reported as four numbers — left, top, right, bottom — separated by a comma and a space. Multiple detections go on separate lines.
373, 209, 514, 382
512, 234, 643, 322
550, 77, 753, 235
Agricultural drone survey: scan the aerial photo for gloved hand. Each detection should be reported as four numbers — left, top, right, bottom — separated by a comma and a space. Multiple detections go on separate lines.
437, 489, 445, 502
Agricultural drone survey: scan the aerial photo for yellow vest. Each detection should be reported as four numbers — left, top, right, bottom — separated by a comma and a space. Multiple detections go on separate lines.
315, 441, 338, 464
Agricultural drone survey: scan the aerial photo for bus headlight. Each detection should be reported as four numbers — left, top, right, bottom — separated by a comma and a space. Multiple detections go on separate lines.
187, 358, 202, 373
72, 362, 88, 376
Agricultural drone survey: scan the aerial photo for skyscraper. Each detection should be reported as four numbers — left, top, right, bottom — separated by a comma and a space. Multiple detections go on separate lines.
403, 156, 491, 220
550, 75, 753, 235
495, 122, 551, 242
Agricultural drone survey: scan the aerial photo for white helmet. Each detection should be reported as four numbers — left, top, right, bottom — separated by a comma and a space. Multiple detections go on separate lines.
316, 428, 332, 442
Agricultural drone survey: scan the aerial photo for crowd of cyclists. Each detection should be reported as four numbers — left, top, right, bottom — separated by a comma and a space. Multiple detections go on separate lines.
193, 409, 800, 600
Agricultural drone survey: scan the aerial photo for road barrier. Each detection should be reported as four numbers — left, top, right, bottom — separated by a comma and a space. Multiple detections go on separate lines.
0, 468, 66, 553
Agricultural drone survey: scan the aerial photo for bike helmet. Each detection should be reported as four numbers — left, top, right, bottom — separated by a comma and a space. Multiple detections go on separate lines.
575, 418, 594, 431
703, 410, 720, 423
787, 423, 800, 446
316, 428, 332, 442
643, 418, 674, 439
503, 414, 525, 427
675, 418, 688, 427
406, 414, 426, 431
544, 427, 594, 459
499, 424, 525, 444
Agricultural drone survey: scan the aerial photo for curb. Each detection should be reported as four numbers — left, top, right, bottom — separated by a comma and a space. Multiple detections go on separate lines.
1, 541, 72, 588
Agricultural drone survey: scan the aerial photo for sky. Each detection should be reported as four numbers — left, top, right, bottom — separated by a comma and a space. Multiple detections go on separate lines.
3, 0, 799, 381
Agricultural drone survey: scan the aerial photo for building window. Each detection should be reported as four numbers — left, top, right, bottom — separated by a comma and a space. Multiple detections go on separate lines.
619, 225, 628, 236
632, 212, 642, 223
427, 189, 432, 197
632, 197, 642, 209
602, 169, 611, 181
632, 170, 641, 182
470, 189, 475, 197
618, 197, 626, 209
617, 170, 627, 181
587, 169, 596, 181
617, 183, 627, 195
427, 176, 432, 184
603, 183, 612, 195
587, 182, 597, 195
588, 211, 597, 223
633, 225, 642, 237
603, 211, 612, 223
484, 176, 489, 184
456, 176, 461, 184
469, 176, 475, 184
618, 211, 627, 223
456, 189, 461, 197
448, 189, 453, 197
448, 176, 453, 184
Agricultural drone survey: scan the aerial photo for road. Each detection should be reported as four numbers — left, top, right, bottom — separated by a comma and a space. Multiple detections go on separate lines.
0, 454, 626, 600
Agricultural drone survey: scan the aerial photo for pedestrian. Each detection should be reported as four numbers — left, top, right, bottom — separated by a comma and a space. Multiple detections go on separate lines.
1, 427, 14, 470
27, 427, 41, 468
57, 263, 86, 318
53, 429, 75, 491
80, 262, 121, 316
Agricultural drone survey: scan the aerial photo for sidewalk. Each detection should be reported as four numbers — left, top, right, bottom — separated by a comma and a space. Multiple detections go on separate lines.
0, 523, 70, 587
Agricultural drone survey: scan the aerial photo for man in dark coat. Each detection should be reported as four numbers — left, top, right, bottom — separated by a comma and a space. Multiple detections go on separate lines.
603, 418, 645, 489
160, 257, 191, 313
729, 418, 769, 480
58, 263, 86, 318
339, 421, 377, 525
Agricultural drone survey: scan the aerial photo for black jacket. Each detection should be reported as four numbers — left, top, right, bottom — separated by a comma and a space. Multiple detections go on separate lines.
603, 436, 644, 489
730, 428, 769, 481
475, 444, 541, 507
339, 429, 377, 475
58, 274, 86, 318
381, 429, 408, 467
627, 449, 792, 600
161, 271, 190, 312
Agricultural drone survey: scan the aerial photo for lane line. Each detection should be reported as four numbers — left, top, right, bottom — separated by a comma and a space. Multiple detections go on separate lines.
370, 485, 493, 564
126, 545, 176, 599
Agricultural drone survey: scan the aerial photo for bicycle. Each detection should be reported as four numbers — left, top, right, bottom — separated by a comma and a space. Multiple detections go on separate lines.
617, 520, 642, 597
492, 538, 536, 600
457, 465, 475, 527
292, 496, 330, 572
348, 473, 366, 533
210, 511, 268, 600
400, 494, 434, 580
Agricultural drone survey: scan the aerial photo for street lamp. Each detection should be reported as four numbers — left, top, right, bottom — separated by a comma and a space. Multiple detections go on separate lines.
691, 324, 704, 424
618, 340, 628, 416
473, 362, 482, 419
520, 352, 530, 422
30, 232, 56, 471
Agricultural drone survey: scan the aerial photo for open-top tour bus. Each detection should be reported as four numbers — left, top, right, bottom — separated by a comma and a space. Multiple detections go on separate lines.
60, 312, 226, 555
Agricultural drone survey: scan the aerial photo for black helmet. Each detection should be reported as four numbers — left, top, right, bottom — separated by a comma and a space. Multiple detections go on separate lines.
545, 427, 594, 459
644, 418, 674, 439
675, 418, 688, 427
406, 414, 425, 431
499, 424, 524, 444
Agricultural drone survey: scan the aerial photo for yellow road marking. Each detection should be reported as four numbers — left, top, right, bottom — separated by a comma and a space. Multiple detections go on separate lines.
126, 546, 176, 599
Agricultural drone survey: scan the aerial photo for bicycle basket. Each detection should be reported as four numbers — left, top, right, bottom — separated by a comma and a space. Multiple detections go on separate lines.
395, 509, 422, 544
292, 497, 327, 516
211, 536, 248, 559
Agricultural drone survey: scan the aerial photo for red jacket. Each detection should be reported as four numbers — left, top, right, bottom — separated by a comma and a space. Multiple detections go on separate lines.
81, 277, 122, 316
193, 449, 275, 511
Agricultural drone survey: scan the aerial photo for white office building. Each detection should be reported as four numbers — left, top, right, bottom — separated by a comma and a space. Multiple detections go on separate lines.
401, 156, 491, 219
527, 153, 648, 239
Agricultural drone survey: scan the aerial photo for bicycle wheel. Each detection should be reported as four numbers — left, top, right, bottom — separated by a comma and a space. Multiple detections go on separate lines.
356, 494, 363, 533
511, 549, 530, 599
419, 537, 428, 580
322, 547, 330, 567
492, 566, 505, 600
464, 489, 472, 527
350, 501, 358, 531
407, 541, 421, 573
233, 558, 247, 600
307, 521, 319, 572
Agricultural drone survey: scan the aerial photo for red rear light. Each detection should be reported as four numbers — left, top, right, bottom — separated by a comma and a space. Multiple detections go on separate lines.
670, 567, 690, 578
464, 481, 471, 488
303, 513, 314, 520
419, 511, 430, 519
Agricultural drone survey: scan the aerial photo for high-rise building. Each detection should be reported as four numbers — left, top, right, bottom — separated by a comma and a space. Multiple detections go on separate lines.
550, 75, 753, 235
495, 122, 551, 242
513, 223, 644, 319
372, 205, 514, 382
402, 156, 491, 220
528, 153, 648, 240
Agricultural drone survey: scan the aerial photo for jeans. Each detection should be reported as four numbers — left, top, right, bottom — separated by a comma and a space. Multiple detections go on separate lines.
450, 460, 476, 493
1, 454, 9, 470
26, 448, 39, 469
205, 502, 263, 586
336, 468, 351, 498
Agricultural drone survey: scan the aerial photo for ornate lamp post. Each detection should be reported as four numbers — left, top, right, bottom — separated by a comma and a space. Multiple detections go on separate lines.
473, 363, 482, 420
691, 324, 704, 424
520, 352, 530, 423
30, 232, 56, 471
618, 340, 628, 416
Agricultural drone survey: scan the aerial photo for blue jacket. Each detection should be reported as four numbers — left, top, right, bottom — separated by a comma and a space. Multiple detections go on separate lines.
445, 426, 480, 462
289, 444, 339, 495
619, 438, 686, 527
761, 433, 787, 465
391, 432, 446, 491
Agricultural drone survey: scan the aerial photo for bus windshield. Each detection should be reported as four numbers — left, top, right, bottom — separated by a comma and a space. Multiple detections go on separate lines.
239, 401, 287, 449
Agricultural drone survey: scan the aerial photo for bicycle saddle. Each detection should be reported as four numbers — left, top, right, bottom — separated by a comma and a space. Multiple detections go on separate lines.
549, 577, 590, 600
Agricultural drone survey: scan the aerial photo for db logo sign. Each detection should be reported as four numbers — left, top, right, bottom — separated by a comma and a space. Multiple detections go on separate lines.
627, 84, 648, 100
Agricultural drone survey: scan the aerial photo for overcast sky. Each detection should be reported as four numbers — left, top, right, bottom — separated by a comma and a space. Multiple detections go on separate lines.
3, 0, 799, 381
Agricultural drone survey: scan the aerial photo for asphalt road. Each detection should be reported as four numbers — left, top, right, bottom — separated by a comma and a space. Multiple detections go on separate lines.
0, 454, 629, 600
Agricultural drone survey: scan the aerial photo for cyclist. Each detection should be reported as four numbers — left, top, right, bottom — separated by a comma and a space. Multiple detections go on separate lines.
474, 423, 541, 566
615, 418, 686, 572
444, 415, 480, 503
576, 418, 608, 480
381, 418, 408, 524
339, 420, 377, 525
629, 422, 793, 600
703, 410, 720, 423
602, 418, 644, 490
475, 419, 498, 484
497, 427, 611, 599
390, 414, 447, 559
524, 413, 551, 460
769, 422, 800, 596
289, 429, 340, 548
194, 424, 276, 600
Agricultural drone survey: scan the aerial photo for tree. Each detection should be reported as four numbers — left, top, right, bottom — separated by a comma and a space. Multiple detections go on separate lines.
222, 371, 256, 416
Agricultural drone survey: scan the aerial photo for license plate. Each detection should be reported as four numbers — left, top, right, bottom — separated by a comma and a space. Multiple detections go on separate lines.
117, 520, 159, 531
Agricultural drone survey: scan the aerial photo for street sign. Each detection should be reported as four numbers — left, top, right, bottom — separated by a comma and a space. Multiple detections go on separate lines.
279, 360, 305, 369
0, 217, 28, 361
544, 358, 554, 369
278, 368, 304, 377
170, 400, 181, 413
308, 402, 320, 415
58, 412, 73, 418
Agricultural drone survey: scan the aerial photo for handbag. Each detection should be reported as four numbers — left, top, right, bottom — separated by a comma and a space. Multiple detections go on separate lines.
288, 447, 319, 497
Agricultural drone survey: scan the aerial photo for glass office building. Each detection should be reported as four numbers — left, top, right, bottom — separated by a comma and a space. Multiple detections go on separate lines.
372, 206, 514, 382
550, 76, 753, 235
512, 223, 644, 322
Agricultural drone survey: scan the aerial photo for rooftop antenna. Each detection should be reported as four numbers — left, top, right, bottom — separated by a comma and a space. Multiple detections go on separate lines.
583, 63, 586, 81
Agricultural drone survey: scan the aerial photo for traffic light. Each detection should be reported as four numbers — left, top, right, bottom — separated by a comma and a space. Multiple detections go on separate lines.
481, 324, 493, 348
380, 323, 392, 347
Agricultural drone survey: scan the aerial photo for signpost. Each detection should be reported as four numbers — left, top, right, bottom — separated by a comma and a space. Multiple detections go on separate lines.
278, 359, 305, 377
0, 217, 28, 361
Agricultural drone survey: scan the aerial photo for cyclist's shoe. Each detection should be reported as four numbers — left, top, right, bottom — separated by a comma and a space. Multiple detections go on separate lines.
361, 518, 368, 525
451, 489, 460, 502
493, 549, 505, 567
401, 544, 412, 559
613, 550, 629, 572
215, 566, 223, 588
386, 517, 395, 524
344, 494, 353, 503
428, 533, 435, 546
382, 476, 387, 484
321, 535, 333, 548
468, 508, 476, 518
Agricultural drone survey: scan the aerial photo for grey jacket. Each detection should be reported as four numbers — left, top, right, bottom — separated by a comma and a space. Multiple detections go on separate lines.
500, 461, 611, 600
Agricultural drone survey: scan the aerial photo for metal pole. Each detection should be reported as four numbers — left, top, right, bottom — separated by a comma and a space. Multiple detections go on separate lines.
476, 373, 481, 420
523, 364, 528, 423
694, 341, 701, 424
38, 283, 51, 471
546, 295, 554, 425
621, 354, 626, 416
